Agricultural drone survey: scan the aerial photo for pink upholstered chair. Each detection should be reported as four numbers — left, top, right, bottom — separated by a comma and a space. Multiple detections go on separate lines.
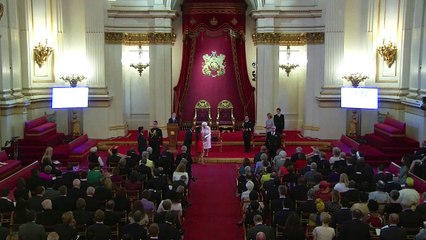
193, 100, 212, 127
216, 100, 235, 132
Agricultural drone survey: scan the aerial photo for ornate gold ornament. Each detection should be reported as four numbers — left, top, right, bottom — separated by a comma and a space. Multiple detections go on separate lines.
252, 32, 324, 46
105, 32, 176, 45
210, 17, 218, 26
202, 51, 226, 77
342, 72, 369, 87
0, 3, 4, 21
279, 46, 299, 77
33, 42, 53, 68
377, 40, 397, 68
231, 18, 238, 25
130, 44, 149, 76
60, 74, 86, 87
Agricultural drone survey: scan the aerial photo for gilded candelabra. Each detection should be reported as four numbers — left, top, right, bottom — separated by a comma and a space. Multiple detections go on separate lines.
377, 41, 397, 68
279, 63, 300, 77
342, 72, 369, 87
279, 45, 299, 77
33, 42, 53, 68
60, 74, 87, 87
130, 45, 149, 76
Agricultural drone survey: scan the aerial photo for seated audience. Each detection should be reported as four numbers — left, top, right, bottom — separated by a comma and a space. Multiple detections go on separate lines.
333, 173, 349, 193
399, 200, 423, 228
18, 210, 46, 240
365, 199, 384, 228
173, 163, 189, 185
380, 213, 406, 240
54, 211, 78, 240
52, 185, 75, 212
246, 215, 274, 240
332, 198, 352, 228
27, 186, 46, 212
87, 164, 103, 186
87, 210, 112, 240
158, 213, 182, 240
113, 188, 131, 213
271, 185, 295, 212
87, 147, 104, 167
128, 200, 149, 226
316, 181, 332, 202
0, 189, 14, 213
72, 198, 94, 226
282, 212, 305, 240
369, 180, 390, 204
121, 210, 147, 240
312, 212, 335, 240
339, 209, 371, 240
325, 190, 341, 216
36, 199, 62, 226
383, 190, 402, 215
415, 192, 426, 220
84, 186, 100, 212
103, 200, 120, 225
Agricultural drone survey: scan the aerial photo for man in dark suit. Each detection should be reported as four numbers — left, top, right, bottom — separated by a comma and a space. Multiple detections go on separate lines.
137, 126, 148, 157
254, 146, 267, 164
0, 189, 14, 213
339, 209, 371, 240
158, 213, 182, 240
52, 185, 75, 212
84, 187, 100, 212
73, 198, 94, 226
399, 205, 423, 228
380, 213, 406, 240
87, 210, 112, 240
332, 198, 352, 228
67, 179, 85, 201
270, 185, 295, 213
61, 165, 80, 188
168, 112, 179, 124
149, 120, 163, 161
300, 189, 317, 214
183, 127, 193, 154
121, 210, 147, 240
416, 192, 426, 220
247, 215, 275, 240
159, 145, 175, 175
104, 200, 120, 226
266, 126, 280, 160
273, 107, 285, 138
36, 199, 63, 226
27, 186, 46, 212
242, 115, 254, 153
18, 210, 46, 240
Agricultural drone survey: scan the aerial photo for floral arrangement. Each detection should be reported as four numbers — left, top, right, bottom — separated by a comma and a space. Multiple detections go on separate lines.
60, 74, 86, 87
342, 72, 368, 87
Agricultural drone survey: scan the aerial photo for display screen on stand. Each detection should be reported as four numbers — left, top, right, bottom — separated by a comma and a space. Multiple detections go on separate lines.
51, 87, 89, 109
341, 87, 378, 109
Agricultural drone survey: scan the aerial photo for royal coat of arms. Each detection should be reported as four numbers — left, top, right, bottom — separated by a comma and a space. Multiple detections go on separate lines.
202, 51, 226, 77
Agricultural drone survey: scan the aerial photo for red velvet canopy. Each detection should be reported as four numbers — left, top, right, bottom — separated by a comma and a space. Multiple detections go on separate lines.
173, 1, 255, 126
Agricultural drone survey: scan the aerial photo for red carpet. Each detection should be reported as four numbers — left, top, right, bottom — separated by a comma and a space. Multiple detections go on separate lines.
182, 164, 243, 240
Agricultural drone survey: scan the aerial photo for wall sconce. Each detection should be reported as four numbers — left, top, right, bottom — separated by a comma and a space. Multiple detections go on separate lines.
279, 45, 299, 77
60, 74, 87, 87
33, 41, 53, 68
377, 40, 397, 68
130, 45, 149, 76
342, 72, 369, 87
251, 62, 256, 81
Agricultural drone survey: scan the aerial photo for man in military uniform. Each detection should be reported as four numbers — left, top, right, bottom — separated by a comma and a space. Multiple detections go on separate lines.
242, 115, 253, 153
148, 120, 163, 161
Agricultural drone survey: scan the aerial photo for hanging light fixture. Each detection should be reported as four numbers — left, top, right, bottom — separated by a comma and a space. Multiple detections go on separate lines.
279, 45, 299, 77
130, 44, 149, 76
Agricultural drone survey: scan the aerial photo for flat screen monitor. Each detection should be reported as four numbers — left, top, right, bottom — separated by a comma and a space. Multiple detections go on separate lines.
51, 87, 89, 109
341, 87, 378, 109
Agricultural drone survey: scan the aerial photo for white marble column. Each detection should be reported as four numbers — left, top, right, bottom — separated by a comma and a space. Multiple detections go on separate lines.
302, 43, 325, 138
149, 44, 172, 135
85, 0, 105, 88
255, 44, 279, 132
322, 0, 345, 90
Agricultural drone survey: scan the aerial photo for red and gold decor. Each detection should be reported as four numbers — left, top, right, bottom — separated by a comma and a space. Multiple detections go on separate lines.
173, 0, 255, 126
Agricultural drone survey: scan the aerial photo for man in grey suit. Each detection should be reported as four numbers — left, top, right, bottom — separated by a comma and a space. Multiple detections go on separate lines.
247, 215, 275, 240
18, 210, 47, 240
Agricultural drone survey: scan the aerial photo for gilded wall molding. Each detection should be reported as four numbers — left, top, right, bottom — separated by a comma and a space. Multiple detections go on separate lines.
105, 32, 177, 45
252, 32, 324, 46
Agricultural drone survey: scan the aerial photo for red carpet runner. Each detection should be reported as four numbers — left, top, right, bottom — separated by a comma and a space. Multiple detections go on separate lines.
183, 163, 243, 239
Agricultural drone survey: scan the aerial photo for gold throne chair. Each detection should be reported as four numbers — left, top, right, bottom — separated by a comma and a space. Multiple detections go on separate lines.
216, 100, 235, 132
193, 100, 212, 127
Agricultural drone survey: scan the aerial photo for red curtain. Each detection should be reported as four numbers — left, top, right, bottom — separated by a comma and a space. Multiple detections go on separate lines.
173, 1, 255, 124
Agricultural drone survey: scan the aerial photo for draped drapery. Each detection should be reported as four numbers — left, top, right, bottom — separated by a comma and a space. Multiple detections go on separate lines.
173, 1, 255, 126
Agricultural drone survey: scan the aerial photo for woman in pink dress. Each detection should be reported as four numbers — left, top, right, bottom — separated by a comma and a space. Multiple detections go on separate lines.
195, 127, 204, 164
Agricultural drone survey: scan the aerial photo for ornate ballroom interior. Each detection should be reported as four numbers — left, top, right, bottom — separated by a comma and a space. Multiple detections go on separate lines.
0, 0, 425, 146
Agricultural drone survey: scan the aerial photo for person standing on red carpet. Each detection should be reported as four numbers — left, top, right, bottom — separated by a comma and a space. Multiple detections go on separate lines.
201, 122, 211, 158
243, 115, 254, 153
195, 127, 203, 164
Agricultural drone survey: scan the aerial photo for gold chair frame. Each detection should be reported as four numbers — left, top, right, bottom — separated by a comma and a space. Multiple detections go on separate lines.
216, 99, 235, 131
193, 99, 212, 127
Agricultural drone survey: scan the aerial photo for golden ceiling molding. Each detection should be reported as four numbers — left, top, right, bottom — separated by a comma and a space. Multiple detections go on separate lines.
105, 32, 176, 45
252, 32, 324, 45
